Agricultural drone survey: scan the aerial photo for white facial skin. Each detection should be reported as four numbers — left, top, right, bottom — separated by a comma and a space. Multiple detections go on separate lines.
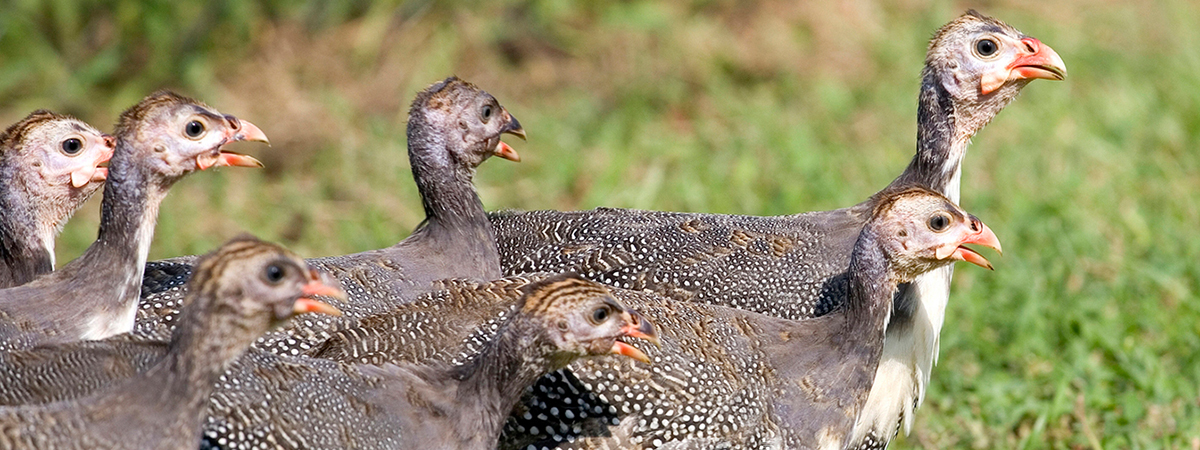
22, 118, 114, 199
126, 103, 266, 180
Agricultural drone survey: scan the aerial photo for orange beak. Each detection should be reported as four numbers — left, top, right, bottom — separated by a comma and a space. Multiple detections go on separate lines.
981, 37, 1067, 95
293, 269, 346, 316
938, 216, 1003, 270
610, 309, 660, 364
492, 114, 525, 162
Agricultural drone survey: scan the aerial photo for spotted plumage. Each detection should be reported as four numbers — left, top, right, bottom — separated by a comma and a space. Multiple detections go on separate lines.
0, 92, 267, 350
198, 274, 656, 450
0, 110, 113, 288
256, 185, 997, 449
134, 77, 526, 354
0, 236, 343, 449
489, 11, 1063, 449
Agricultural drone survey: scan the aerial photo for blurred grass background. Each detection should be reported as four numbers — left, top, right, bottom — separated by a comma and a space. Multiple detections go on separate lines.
3, 0, 1198, 448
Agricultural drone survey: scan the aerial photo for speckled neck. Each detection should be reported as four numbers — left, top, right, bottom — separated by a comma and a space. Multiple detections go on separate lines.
888, 66, 964, 196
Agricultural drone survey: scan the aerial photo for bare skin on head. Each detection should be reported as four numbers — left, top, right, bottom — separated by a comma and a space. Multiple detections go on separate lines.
0, 111, 114, 287
0, 235, 343, 449
486, 10, 1062, 449
0, 91, 268, 350
135, 77, 527, 357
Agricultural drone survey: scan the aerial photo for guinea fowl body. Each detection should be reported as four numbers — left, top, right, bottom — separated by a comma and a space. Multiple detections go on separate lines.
195, 275, 657, 450
0, 111, 113, 288
0, 92, 267, 350
0, 236, 343, 450
135, 77, 526, 354
489, 11, 1064, 448
302, 188, 1000, 450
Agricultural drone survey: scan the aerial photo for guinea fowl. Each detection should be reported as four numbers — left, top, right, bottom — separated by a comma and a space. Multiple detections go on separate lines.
305, 188, 999, 449
488, 11, 1064, 448
0, 111, 114, 288
200, 275, 656, 450
0, 91, 267, 350
135, 77, 526, 353
0, 235, 344, 450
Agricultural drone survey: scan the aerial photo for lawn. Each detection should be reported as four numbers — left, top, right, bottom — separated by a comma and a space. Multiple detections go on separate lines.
2, 0, 1197, 448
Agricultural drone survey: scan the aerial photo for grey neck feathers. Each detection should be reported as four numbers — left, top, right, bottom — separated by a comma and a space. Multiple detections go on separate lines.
889, 66, 963, 194
68, 139, 164, 310
842, 226, 897, 336
0, 187, 53, 286
449, 318, 555, 442
405, 116, 500, 274
155, 291, 257, 414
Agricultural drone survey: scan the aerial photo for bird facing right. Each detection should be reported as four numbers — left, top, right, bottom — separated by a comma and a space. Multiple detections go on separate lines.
0, 111, 113, 288
0, 235, 344, 450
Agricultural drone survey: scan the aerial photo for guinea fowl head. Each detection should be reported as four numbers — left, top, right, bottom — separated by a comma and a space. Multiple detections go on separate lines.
186, 235, 345, 335
408, 76, 525, 172
518, 275, 660, 367
926, 10, 1066, 137
0, 111, 114, 228
868, 187, 1003, 284
113, 90, 268, 184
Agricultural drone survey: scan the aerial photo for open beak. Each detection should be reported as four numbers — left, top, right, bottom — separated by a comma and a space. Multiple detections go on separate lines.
937, 216, 1003, 270
198, 118, 269, 170
291, 269, 347, 316
492, 114, 525, 162
981, 37, 1067, 95
610, 309, 660, 364
293, 270, 345, 316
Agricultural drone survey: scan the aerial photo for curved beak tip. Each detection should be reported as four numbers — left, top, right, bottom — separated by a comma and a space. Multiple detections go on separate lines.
235, 119, 271, 145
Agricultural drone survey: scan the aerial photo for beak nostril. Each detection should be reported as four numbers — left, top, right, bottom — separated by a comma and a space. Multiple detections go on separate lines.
225, 115, 241, 131
1021, 38, 1038, 53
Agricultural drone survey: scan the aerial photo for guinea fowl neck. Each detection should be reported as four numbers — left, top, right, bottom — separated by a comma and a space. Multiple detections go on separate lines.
888, 67, 964, 202
841, 226, 896, 338
145, 291, 254, 437
450, 318, 555, 443
408, 128, 490, 230
405, 118, 500, 275
0, 188, 53, 286
65, 139, 164, 331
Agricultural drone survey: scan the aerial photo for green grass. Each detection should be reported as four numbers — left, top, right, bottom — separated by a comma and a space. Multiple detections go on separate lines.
4, 1, 1199, 447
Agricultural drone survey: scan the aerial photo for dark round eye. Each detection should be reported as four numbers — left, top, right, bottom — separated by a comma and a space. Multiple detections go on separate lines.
61, 138, 83, 155
264, 263, 285, 284
481, 104, 493, 122
185, 120, 205, 138
975, 38, 999, 57
591, 306, 611, 324
928, 212, 952, 232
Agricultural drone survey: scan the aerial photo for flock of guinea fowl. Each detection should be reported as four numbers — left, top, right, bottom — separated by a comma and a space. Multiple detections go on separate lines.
0, 10, 1066, 450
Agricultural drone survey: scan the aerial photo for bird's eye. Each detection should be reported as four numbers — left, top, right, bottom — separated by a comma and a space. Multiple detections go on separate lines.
264, 263, 285, 284
974, 38, 999, 58
928, 212, 952, 232
481, 105, 493, 122
590, 306, 611, 324
185, 120, 205, 139
61, 138, 83, 155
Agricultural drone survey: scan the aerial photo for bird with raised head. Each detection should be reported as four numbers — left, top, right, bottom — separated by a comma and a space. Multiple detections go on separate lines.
0, 91, 268, 350
135, 77, 526, 355
0, 111, 113, 288
0, 235, 343, 450
296, 187, 999, 449
488, 11, 1062, 448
